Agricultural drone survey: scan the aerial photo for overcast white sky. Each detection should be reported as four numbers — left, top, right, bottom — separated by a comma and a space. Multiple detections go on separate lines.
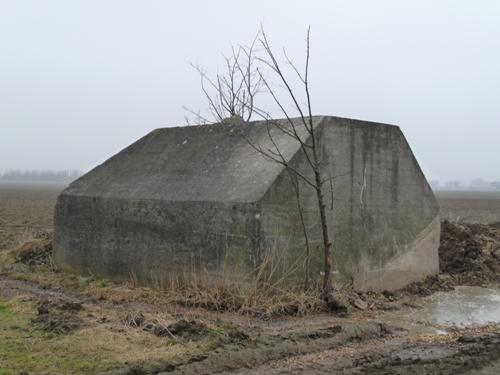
0, 0, 499, 182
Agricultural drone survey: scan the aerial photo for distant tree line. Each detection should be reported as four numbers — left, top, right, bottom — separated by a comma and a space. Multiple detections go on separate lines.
0, 170, 82, 183
430, 179, 500, 191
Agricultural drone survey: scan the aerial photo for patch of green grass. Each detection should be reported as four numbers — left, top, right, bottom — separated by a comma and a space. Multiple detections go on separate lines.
0, 303, 8, 313
0, 299, 121, 374
210, 326, 226, 335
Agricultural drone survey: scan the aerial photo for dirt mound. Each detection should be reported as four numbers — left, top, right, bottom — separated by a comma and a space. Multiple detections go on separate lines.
490, 221, 500, 229
32, 297, 84, 334
122, 313, 209, 341
401, 274, 454, 297
15, 231, 53, 266
439, 220, 500, 285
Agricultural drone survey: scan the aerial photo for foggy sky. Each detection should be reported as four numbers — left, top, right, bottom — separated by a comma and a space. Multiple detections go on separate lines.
1, 0, 499, 182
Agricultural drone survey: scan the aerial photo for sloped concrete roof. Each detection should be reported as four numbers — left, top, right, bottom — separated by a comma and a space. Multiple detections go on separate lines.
64, 116, 326, 202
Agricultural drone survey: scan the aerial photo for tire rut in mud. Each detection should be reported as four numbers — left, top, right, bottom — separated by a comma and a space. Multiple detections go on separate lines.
99, 322, 391, 375
349, 333, 500, 375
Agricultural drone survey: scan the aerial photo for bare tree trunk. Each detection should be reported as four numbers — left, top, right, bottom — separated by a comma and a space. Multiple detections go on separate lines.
306, 112, 332, 294
314, 170, 333, 294
289, 172, 311, 290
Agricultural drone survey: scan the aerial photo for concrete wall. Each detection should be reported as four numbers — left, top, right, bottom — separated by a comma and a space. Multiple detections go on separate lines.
257, 117, 440, 290
54, 195, 262, 283
53, 116, 439, 291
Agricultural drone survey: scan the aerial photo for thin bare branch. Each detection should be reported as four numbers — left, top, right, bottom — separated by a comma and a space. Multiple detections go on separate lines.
259, 26, 311, 136
182, 106, 212, 125
256, 69, 316, 169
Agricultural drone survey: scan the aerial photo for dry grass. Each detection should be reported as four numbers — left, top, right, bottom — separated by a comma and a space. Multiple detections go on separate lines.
143, 241, 329, 318
159, 273, 327, 318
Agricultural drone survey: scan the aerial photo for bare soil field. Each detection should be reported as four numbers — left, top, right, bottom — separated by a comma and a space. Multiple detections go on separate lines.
0, 183, 64, 251
1, 184, 500, 374
436, 190, 500, 224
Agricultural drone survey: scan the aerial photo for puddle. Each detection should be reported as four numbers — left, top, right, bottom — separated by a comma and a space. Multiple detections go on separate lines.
423, 286, 500, 328
374, 286, 500, 333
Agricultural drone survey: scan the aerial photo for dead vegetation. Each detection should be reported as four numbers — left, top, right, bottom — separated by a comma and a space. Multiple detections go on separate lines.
15, 230, 53, 267
162, 275, 329, 319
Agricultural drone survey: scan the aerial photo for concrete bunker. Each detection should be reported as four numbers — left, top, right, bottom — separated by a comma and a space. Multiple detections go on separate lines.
53, 116, 440, 291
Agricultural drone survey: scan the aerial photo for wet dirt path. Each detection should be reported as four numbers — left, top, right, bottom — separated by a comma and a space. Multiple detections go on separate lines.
220, 331, 500, 375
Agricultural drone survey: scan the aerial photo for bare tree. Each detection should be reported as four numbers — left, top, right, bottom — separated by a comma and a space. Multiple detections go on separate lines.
189, 27, 335, 298
255, 27, 334, 296
185, 34, 262, 124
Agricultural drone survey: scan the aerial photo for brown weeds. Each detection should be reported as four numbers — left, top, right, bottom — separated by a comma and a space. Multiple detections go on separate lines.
154, 270, 327, 319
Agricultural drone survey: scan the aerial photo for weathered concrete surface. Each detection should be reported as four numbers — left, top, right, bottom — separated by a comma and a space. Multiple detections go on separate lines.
257, 117, 440, 290
53, 116, 439, 290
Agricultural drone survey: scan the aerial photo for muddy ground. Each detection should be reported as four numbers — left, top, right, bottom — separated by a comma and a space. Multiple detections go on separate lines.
1, 274, 499, 375
1, 184, 500, 374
